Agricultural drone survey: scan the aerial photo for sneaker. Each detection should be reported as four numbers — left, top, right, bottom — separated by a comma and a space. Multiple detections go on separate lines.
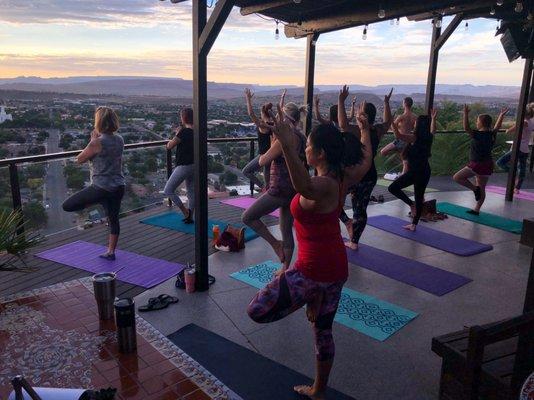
384, 172, 400, 181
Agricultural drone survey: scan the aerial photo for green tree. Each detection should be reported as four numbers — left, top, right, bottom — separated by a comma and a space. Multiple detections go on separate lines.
23, 201, 48, 229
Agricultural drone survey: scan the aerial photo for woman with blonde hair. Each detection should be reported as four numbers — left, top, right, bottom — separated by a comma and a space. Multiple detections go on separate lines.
242, 100, 307, 270
63, 106, 125, 260
497, 102, 534, 193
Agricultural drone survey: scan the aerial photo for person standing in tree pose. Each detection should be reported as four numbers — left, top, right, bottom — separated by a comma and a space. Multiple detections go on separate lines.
381, 96, 417, 176
163, 108, 195, 223
62, 107, 125, 260
453, 105, 507, 215
242, 88, 283, 192
247, 102, 372, 400
388, 110, 438, 231
497, 103, 532, 193
313, 94, 357, 128
338, 86, 393, 246
242, 101, 307, 270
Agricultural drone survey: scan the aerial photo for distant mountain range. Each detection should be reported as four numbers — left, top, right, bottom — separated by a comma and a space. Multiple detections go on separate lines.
0, 76, 520, 100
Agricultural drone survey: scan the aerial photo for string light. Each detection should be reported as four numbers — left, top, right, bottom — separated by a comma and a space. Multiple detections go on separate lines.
362, 25, 368, 40
434, 18, 442, 28
293, 0, 302, 3
275, 20, 279, 40
378, 4, 386, 19
490, 6, 496, 15
515, 1, 524, 12
496, 0, 504, 5
396, 17, 400, 25
390, 19, 394, 25
465, 21, 469, 31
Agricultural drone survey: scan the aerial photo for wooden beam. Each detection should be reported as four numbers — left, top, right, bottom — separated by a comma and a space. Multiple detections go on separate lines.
240, 0, 292, 16
303, 33, 319, 136
434, 14, 463, 52
425, 20, 441, 114
408, 0, 498, 21
192, 0, 209, 291
284, 0, 477, 38
199, 0, 235, 57
506, 57, 533, 201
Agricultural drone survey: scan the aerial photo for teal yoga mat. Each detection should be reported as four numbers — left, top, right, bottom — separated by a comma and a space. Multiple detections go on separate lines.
437, 202, 523, 234
140, 212, 259, 242
231, 261, 418, 341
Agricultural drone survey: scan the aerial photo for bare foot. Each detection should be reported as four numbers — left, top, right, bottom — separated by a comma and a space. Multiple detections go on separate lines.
344, 218, 353, 240
514, 188, 520, 194
305, 291, 323, 323
403, 223, 416, 232
344, 241, 358, 250
294, 385, 325, 400
409, 204, 416, 217
272, 240, 285, 265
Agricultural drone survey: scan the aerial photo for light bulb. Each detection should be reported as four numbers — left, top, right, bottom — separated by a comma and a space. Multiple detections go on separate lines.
396, 17, 400, 25
275, 28, 279, 40
378, 6, 386, 19
496, 0, 504, 5
465, 21, 469, 31
390, 19, 394, 25
362, 26, 368, 40
515, 1, 523, 12
490, 6, 496, 15
435, 19, 442, 28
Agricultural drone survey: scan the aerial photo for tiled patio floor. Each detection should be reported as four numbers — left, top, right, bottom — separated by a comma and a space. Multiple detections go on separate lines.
0, 278, 238, 400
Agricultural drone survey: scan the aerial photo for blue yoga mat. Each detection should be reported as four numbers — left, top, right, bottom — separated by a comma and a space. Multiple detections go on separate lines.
231, 261, 418, 341
346, 243, 472, 296
367, 215, 493, 256
140, 212, 258, 242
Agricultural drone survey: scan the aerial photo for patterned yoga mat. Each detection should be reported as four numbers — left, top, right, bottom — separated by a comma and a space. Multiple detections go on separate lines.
231, 261, 418, 341
35, 241, 185, 289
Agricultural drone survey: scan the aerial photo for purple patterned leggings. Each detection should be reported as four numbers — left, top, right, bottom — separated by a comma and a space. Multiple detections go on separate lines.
247, 268, 345, 361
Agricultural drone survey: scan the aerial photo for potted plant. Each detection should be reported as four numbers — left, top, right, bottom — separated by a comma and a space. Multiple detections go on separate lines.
0, 209, 44, 271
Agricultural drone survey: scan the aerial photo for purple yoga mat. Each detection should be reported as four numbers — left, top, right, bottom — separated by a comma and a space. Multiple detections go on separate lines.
367, 215, 493, 256
220, 196, 280, 218
36, 241, 185, 289
346, 243, 472, 296
486, 185, 534, 202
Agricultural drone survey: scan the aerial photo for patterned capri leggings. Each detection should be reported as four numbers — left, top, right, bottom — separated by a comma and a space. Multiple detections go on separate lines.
247, 268, 345, 361
339, 179, 377, 244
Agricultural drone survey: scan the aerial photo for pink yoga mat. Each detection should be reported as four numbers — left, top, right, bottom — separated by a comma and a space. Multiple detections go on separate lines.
486, 185, 534, 201
220, 196, 280, 218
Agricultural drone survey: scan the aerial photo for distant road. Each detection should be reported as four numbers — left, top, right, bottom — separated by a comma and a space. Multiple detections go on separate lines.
43, 129, 74, 234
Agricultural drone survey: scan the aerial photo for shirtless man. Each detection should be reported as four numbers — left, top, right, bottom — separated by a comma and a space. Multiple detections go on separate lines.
380, 96, 417, 175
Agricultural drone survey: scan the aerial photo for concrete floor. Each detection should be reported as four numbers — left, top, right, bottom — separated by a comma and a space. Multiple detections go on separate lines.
134, 190, 533, 400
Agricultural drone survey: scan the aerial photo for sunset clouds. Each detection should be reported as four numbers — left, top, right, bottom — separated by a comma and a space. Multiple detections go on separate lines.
0, 1, 524, 86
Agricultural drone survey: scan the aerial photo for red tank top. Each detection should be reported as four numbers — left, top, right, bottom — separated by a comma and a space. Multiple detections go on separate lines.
290, 186, 348, 282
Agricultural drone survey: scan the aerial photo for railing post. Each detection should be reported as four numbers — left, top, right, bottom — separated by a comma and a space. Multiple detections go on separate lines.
249, 139, 255, 197
166, 149, 173, 207
9, 163, 25, 234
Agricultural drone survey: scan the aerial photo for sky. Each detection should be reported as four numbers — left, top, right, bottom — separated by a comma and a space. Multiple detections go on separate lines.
0, 0, 526, 86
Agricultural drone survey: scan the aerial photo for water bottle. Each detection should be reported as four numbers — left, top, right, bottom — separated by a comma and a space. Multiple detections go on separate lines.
114, 298, 137, 353
185, 267, 196, 293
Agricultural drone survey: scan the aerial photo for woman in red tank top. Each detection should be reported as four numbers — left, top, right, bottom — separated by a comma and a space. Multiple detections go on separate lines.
247, 99, 373, 399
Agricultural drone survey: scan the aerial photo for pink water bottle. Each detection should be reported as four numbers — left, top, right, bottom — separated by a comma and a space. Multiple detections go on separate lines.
185, 267, 196, 293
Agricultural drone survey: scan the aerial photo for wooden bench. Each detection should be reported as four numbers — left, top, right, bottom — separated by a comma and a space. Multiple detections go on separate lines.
432, 218, 534, 399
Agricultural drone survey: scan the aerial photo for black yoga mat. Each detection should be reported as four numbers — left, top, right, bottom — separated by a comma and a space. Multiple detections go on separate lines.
168, 324, 355, 400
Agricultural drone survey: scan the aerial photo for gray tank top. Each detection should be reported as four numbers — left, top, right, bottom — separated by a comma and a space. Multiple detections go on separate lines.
90, 133, 125, 191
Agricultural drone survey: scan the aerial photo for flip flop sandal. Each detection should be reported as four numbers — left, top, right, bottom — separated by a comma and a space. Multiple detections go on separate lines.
378, 195, 385, 203
138, 294, 179, 312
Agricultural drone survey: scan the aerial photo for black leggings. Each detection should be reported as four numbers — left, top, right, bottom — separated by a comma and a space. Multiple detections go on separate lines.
63, 185, 125, 235
339, 179, 377, 244
388, 165, 430, 225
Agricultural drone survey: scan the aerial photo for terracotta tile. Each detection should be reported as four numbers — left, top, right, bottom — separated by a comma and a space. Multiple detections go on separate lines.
148, 388, 179, 400
152, 360, 176, 375
182, 389, 212, 400
170, 379, 199, 397
162, 369, 188, 386
141, 351, 168, 366
110, 374, 140, 392
117, 355, 147, 374
100, 366, 130, 383
62, 297, 83, 307
118, 385, 148, 400
141, 375, 168, 395
94, 358, 120, 373
137, 366, 163, 383
91, 369, 109, 388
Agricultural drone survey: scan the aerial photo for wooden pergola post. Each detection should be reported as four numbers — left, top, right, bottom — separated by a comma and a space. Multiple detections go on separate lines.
505, 57, 533, 202
425, 14, 463, 114
192, 0, 235, 291
303, 33, 319, 135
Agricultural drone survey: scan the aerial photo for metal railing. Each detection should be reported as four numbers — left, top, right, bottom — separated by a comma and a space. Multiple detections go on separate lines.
0, 137, 258, 232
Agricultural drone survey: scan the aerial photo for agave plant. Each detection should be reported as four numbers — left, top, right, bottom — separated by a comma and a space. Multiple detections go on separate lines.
0, 209, 44, 271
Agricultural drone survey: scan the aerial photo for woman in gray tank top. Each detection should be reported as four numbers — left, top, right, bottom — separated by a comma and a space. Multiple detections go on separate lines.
62, 107, 125, 260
